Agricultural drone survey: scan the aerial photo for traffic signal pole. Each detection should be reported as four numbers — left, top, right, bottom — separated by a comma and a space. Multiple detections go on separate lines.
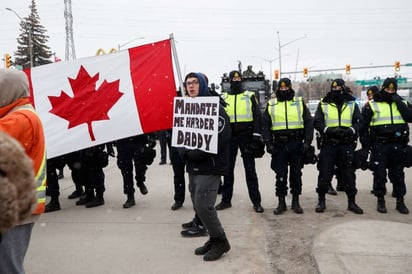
283, 64, 409, 75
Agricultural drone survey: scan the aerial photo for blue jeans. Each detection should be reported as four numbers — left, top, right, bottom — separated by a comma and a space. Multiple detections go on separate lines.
0, 222, 34, 274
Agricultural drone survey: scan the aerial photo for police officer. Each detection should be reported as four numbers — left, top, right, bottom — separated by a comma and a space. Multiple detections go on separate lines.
74, 144, 108, 208
361, 77, 411, 214
116, 134, 154, 208
314, 79, 363, 214
262, 78, 314, 214
215, 70, 264, 213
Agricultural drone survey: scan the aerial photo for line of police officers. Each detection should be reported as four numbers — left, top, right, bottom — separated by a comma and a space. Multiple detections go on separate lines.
218, 71, 412, 215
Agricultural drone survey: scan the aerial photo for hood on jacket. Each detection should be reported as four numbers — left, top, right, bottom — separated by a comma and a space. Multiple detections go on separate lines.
184, 72, 211, 97
0, 69, 30, 108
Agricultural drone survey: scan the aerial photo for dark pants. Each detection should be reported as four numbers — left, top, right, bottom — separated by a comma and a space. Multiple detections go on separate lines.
117, 139, 147, 195
271, 139, 304, 196
68, 149, 105, 196
171, 147, 185, 204
370, 142, 406, 198
221, 139, 261, 205
157, 130, 171, 163
0, 223, 34, 274
46, 157, 60, 198
316, 143, 357, 197
189, 174, 224, 238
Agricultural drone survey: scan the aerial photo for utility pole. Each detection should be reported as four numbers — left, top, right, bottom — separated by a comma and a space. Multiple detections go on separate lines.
276, 31, 307, 78
64, 0, 76, 60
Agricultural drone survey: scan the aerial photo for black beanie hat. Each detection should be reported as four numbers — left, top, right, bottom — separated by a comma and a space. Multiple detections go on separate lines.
367, 86, 379, 96
278, 78, 292, 89
229, 70, 242, 83
382, 77, 398, 91
331, 79, 345, 89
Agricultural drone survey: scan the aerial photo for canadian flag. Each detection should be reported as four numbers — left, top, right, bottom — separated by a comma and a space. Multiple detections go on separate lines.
25, 39, 176, 159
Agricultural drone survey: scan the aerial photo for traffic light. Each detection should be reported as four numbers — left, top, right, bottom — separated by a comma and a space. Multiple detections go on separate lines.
303, 67, 308, 78
345, 64, 351, 75
4, 53, 11, 68
274, 70, 279, 80
395, 61, 400, 71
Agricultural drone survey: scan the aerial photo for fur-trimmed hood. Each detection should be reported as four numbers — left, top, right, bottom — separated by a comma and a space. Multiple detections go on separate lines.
0, 131, 36, 233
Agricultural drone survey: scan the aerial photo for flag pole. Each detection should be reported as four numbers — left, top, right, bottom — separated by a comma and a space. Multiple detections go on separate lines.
169, 33, 184, 95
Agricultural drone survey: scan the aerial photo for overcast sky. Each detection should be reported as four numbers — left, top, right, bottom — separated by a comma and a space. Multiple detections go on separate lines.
2, 0, 412, 85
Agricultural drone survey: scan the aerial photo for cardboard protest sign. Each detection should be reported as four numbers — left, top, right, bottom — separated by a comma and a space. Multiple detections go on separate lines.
171, 96, 219, 154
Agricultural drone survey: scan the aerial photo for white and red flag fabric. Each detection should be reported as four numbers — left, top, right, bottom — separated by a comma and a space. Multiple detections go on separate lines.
25, 39, 176, 159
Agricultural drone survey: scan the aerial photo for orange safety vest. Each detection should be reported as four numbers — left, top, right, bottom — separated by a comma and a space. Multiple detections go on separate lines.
0, 98, 47, 214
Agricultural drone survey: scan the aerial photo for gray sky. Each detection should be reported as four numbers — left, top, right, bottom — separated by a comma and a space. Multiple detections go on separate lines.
2, 0, 412, 85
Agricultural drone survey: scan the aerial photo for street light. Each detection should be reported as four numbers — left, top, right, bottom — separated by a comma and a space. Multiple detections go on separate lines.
276, 31, 307, 78
251, 55, 279, 83
118, 36, 145, 51
6, 7, 33, 68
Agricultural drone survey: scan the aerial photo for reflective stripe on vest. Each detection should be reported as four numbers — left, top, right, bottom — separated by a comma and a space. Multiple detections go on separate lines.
321, 100, 355, 127
222, 91, 254, 122
268, 97, 304, 130
14, 104, 47, 214
369, 100, 406, 126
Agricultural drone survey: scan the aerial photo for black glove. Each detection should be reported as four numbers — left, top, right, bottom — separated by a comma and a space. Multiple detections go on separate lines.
266, 143, 276, 154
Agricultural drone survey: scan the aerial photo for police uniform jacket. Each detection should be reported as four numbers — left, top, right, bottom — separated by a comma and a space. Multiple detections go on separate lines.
262, 96, 313, 144
314, 91, 362, 138
361, 92, 411, 148
222, 90, 261, 142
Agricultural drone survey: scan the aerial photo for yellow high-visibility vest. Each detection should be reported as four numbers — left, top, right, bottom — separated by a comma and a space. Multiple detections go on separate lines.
14, 104, 47, 215
321, 100, 355, 127
222, 91, 254, 123
267, 97, 304, 130
369, 100, 406, 126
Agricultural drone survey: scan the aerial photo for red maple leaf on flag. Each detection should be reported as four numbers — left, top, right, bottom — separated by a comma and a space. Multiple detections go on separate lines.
48, 65, 124, 141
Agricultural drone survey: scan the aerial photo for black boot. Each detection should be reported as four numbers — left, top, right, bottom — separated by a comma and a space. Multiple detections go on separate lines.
291, 195, 303, 214
68, 189, 84, 199
396, 197, 409, 214
203, 233, 231, 261
215, 201, 232, 210
181, 223, 208, 237
85, 193, 105, 208
377, 196, 387, 213
137, 182, 148, 195
45, 196, 61, 213
194, 238, 213, 255
315, 194, 326, 213
273, 196, 287, 215
347, 196, 363, 214
123, 193, 136, 208
76, 191, 94, 206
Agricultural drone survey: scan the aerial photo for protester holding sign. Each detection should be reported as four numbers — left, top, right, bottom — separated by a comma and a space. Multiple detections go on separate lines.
174, 72, 231, 261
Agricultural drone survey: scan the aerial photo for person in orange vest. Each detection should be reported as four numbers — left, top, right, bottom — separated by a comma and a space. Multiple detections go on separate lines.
0, 69, 47, 273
